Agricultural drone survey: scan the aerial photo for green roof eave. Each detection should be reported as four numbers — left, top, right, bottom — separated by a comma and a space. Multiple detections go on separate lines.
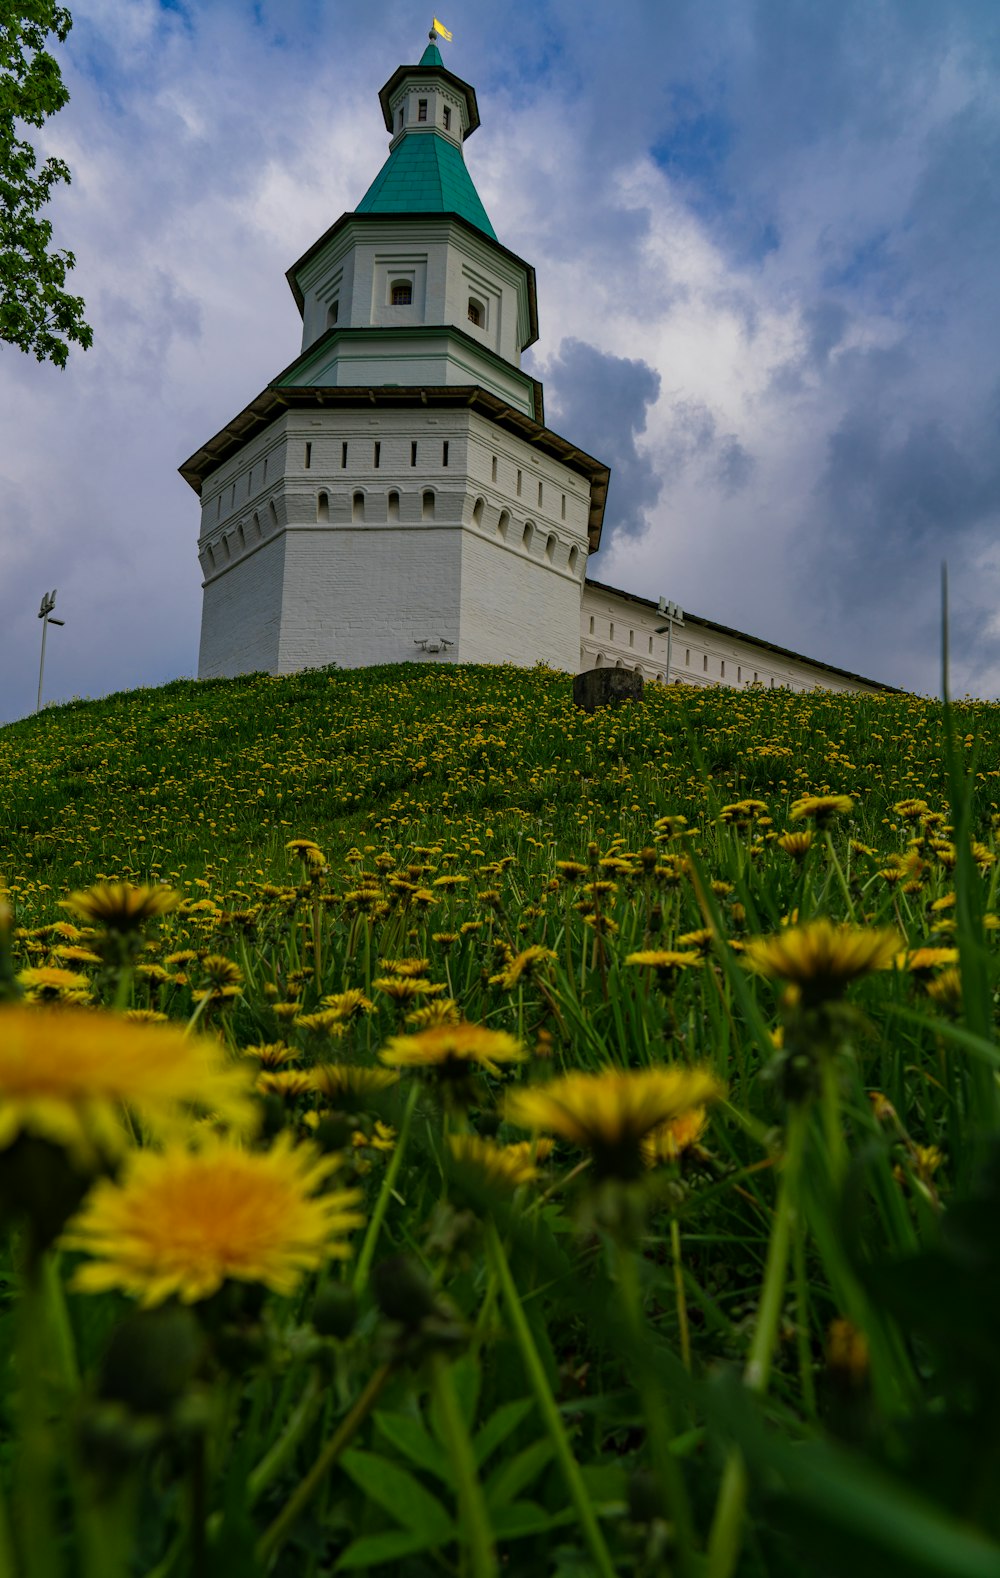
355, 131, 496, 238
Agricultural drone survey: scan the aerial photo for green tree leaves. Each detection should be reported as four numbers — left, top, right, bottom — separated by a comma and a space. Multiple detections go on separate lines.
1, 2, 92, 367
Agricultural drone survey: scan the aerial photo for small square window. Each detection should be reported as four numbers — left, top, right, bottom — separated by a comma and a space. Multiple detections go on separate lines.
443, 106, 451, 130
391, 282, 412, 306
418, 99, 427, 122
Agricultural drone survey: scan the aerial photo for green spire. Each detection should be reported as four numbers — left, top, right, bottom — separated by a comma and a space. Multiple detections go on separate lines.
356, 131, 497, 239
419, 41, 444, 66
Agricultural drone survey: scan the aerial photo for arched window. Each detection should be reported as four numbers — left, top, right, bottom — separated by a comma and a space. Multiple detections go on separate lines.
237, 523, 246, 551
615, 658, 624, 669
522, 521, 534, 552
251, 511, 261, 540
544, 533, 556, 562
497, 509, 510, 540
422, 489, 435, 521
595, 652, 604, 667
268, 500, 278, 530
352, 491, 365, 522
221, 535, 231, 561
391, 281, 412, 306
569, 545, 580, 576
467, 298, 482, 327
205, 544, 215, 570
472, 496, 485, 527
656, 672, 665, 683
317, 491, 330, 522
387, 490, 400, 521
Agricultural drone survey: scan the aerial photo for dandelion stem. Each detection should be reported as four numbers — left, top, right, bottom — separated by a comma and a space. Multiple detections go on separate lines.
428, 1352, 497, 1578
256, 1363, 394, 1564
671, 1215, 691, 1371
484, 1221, 617, 1578
823, 830, 856, 920
706, 1101, 810, 1578
352, 1078, 420, 1295
615, 1243, 697, 1577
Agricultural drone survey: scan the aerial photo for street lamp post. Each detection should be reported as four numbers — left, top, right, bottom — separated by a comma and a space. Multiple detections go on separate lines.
655, 598, 684, 686
37, 589, 65, 712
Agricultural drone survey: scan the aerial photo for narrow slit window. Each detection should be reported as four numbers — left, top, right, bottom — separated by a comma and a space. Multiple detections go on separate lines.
472, 497, 485, 526
516, 469, 522, 497
737, 666, 742, 683
538, 480, 543, 507
304, 442, 312, 469
685, 649, 690, 666
648, 636, 653, 654
398, 107, 404, 129
703, 655, 708, 673
443, 106, 451, 130
442, 441, 449, 466
317, 491, 330, 522
545, 533, 555, 561
561, 493, 566, 519
262, 456, 267, 481
491, 455, 497, 482
352, 491, 365, 522
418, 98, 427, 121
327, 300, 339, 327
341, 442, 348, 469
720, 660, 725, 678
610, 623, 615, 641
589, 614, 595, 634
387, 490, 400, 521
411, 441, 418, 467
373, 441, 381, 468
569, 545, 579, 574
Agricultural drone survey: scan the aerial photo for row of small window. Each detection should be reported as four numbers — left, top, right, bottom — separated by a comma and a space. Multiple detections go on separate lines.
316, 490, 437, 522
305, 440, 454, 470
488, 454, 567, 517
323, 289, 482, 323
203, 501, 280, 567
397, 99, 454, 132
588, 617, 779, 685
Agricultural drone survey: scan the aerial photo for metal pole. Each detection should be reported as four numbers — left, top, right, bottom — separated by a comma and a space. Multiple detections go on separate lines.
665, 615, 673, 687
37, 614, 49, 712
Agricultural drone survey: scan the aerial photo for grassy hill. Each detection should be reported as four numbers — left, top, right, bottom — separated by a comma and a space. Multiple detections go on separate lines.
3, 666, 1000, 1578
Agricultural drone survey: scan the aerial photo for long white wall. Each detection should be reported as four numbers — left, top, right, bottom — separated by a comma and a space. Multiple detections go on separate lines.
580, 583, 881, 694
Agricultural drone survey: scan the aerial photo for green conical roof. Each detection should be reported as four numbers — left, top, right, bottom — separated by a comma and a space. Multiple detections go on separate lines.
420, 42, 444, 66
356, 131, 497, 239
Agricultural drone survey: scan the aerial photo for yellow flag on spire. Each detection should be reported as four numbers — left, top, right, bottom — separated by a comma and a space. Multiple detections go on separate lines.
432, 18, 453, 41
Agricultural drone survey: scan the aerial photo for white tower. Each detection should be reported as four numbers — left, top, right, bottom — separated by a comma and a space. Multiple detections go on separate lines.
182, 33, 609, 677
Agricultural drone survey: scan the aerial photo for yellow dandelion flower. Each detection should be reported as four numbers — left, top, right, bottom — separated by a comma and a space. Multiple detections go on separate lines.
0, 1006, 258, 1169
379, 958, 430, 977
742, 919, 901, 1006
925, 967, 962, 1008
62, 882, 181, 932
64, 1134, 363, 1306
625, 950, 703, 979
790, 794, 854, 825
496, 946, 557, 989
505, 1066, 723, 1180
641, 1107, 710, 1166
898, 947, 959, 976
242, 1041, 296, 1069
285, 837, 324, 859
405, 998, 462, 1029
373, 977, 446, 1002
50, 946, 103, 967
293, 1010, 349, 1038
257, 1070, 315, 1100
319, 989, 374, 1019
448, 1134, 549, 1190
311, 1065, 400, 1108
777, 831, 814, 860
379, 1022, 526, 1078
17, 966, 91, 1001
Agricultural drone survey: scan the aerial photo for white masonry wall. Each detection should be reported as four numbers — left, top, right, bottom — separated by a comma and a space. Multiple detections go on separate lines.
580, 584, 881, 694
196, 406, 596, 678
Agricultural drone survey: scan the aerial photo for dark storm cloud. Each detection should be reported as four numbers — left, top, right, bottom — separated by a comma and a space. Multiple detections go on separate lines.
659, 399, 755, 498
540, 338, 662, 547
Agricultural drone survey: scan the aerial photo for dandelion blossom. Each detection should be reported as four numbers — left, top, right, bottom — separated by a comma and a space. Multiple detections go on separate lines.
65, 1135, 363, 1306
743, 919, 900, 1006
380, 1022, 526, 1078
61, 882, 181, 932
506, 1066, 722, 1181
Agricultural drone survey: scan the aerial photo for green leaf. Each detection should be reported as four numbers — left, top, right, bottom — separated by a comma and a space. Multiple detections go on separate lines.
374, 1410, 451, 1483
473, 1397, 534, 1466
490, 1501, 576, 1539
339, 1448, 455, 1541
336, 1528, 446, 1569
485, 1439, 556, 1509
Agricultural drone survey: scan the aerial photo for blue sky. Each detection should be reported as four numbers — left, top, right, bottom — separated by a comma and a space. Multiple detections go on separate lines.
2, 0, 999, 721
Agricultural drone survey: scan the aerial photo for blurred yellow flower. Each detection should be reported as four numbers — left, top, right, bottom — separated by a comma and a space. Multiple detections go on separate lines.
380, 1022, 526, 1077
61, 882, 181, 932
0, 1006, 258, 1168
743, 919, 900, 1005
